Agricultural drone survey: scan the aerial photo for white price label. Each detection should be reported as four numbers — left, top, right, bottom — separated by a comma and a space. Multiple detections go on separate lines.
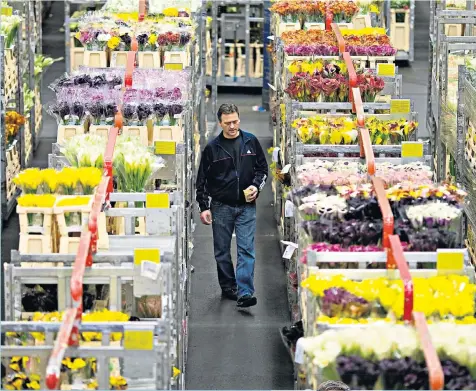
272, 147, 280, 163
281, 164, 291, 174
281, 241, 298, 259
141, 261, 160, 280
285, 200, 294, 218
294, 337, 305, 364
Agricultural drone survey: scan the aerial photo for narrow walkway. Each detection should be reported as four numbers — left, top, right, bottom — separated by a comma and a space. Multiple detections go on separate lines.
186, 94, 294, 389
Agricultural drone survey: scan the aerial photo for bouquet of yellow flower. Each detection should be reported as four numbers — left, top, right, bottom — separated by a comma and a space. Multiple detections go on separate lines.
292, 116, 358, 144
14, 168, 43, 194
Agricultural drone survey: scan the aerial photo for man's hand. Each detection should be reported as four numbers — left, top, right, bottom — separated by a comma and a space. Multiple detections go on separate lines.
200, 210, 212, 225
245, 185, 258, 202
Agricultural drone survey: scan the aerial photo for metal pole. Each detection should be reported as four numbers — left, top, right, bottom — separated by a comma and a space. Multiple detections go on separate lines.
0, 35, 6, 221
16, 23, 24, 169
262, 0, 271, 110
220, 12, 226, 86
245, 3, 250, 85
26, 1, 36, 160
212, 1, 218, 122
65, 1, 71, 73
409, 0, 415, 62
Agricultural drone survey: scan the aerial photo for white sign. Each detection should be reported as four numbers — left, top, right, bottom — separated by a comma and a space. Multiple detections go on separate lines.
272, 147, 280, 163
281, 164, 291, 174
285, 200, 294, 217
294, 337, 305, 364
281, 241, 298, 259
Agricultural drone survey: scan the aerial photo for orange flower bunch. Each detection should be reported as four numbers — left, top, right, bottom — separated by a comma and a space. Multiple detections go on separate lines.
346, 34, 391, 46
270, 0, 302, 17
281, 30, 338, 46
5, 111, 26, 144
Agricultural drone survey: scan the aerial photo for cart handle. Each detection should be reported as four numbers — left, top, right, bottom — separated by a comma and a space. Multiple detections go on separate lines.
325, 9, 333, 31
104, 127, 119, 201
372, 177, 393, 247
413, 311, 445, 390
331, 23, 345, 53
70, 231, 92, 304
88, 177, 109, 256
139, 0, 146, 21
344, 53, 357, 109
389, 235, 413, 322
45, 308, 78, 390
125, 38, 137, 88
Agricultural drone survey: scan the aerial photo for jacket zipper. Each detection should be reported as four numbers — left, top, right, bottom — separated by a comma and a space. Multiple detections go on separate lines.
216, 136, 251, 202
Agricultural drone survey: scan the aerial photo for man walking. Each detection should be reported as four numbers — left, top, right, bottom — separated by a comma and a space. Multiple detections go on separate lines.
196, 104, 268, 308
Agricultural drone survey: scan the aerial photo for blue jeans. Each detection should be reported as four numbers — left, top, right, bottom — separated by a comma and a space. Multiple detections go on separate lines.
211, 200, 256, 298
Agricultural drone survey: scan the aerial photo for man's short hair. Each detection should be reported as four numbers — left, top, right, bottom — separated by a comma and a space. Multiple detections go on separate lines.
217, 103, 239, 122
316, 380, 350, 391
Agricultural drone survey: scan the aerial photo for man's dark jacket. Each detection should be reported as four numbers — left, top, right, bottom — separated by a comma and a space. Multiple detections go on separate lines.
196, 130, 268, 212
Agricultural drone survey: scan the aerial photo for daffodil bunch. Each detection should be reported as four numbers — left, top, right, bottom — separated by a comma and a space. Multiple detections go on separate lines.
2, 372, 41, 390
292, 115, 358, 144
56, 167, 79, 195
17, 194, 56, 208
287, 59, 348, 75
77, 167, 103, 194
366, 116, 418, 144
302, 273, 476, 321
14, 168, 42, 194
85, 375, 128, 390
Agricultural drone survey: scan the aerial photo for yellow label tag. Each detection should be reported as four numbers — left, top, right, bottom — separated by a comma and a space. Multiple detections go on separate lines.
155, 140, 176, 155
134, 248, 160, 266
146, 193, 170, 209
1, 6, 12, 16
401, 142, 424, 158
390, 99, 411, 114
123, 330, 154, 350
437, 250, 464, 271
377, 63, 396, 77
164, 63, 184, 71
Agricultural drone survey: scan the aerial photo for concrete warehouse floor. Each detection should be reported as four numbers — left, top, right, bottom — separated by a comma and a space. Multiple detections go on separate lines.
1, 1, 431, 388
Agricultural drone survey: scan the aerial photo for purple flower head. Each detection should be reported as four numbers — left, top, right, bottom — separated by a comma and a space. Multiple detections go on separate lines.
137, 103, 152, 122
155, 87, 166, 99
104, 102, 117, 118
122, 103, 136, 121
121, 33, 131, 46
168, 104, 183, 117
72, 101, 84, 119
137, 33, 148, 46
153, 103, 168, 118
179, 31, 191, 46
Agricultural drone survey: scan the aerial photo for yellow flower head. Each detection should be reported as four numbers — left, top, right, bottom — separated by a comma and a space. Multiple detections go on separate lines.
148, 33, 157, 45
107, 36, 121, 50
14, 168, 42, 193
163, 7, 179, 17
40, 168, 58, 193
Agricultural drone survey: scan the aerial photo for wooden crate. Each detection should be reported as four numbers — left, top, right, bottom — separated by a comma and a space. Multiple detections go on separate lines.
137, 51, 161, 69
110, 50, 129, 68
122, 125, 149, 146
57, 124, 86, 144
390, 9, 410, 52
19, 233, 55, 254
163, 50, 188, 70
54, 196, 93, 237
368, 55, 396, 69
34, 85, 42, 136
89, 125, 110, 138
4, 48, 18, 105
352, 14, 372, 29
83, 50, 107, 68
276, 21, 301, 37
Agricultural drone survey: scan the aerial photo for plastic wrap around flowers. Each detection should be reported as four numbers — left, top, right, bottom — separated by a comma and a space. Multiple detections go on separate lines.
296, 160, 433, 187
299, 324, 476, 390
271, 0, 360, 23
282, 29, 397, 57
287, 182, 465, 251
285, 65, 384, 102
60, 134, 165, 193
292, 114, 418, 144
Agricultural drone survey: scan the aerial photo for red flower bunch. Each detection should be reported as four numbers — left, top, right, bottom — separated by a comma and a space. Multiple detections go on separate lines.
356, 70, 385, 102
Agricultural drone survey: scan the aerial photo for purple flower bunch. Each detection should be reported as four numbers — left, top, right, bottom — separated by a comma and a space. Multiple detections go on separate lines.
154, 87, 182, 101
302, 219, 383, 247
347, 44, 398, 57
86, 101, 117, 125
320, 287, 370, 318
336, 355, 381, 389
284, 44, 339, 56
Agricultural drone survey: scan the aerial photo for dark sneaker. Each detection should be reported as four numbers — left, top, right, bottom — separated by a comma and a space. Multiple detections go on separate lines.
221, 288, 238, 300
236, 295, 257, 308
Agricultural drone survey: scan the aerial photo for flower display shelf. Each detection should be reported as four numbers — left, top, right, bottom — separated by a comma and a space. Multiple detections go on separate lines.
1, 318, 173, 390
163, 50, 188, 70
83, 50, 107, 68
122, 125, 149, 146
390, 9, 411, 52
109, 50, 129, 68
137, 51, 161, 69
57, 124, 86, 144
